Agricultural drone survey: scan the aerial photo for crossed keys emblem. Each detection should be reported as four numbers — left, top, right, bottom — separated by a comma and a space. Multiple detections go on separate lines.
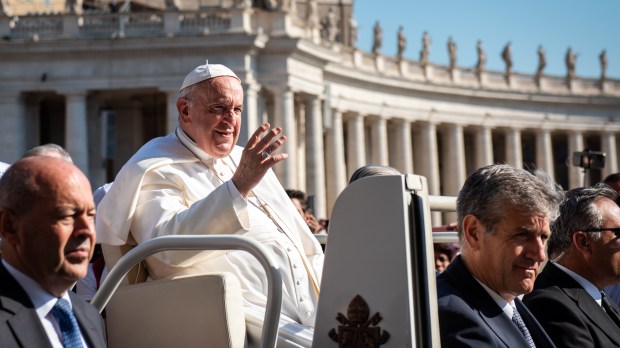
328, 295, 390, 347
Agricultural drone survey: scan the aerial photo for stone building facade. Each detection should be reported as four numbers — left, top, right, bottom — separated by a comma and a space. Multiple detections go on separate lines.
1, 1, 619, 224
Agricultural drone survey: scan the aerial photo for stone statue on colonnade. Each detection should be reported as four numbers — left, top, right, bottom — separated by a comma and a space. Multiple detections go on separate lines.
475, 40, 486, 80
565, 47, 577, 80
535, 45, 546, 81
372, 21, 382, 55
600, 49, 608, 83
397, 26, 406, 59
419, 31, 431, 67
447, 36, 457, 70
322, 7, 338, 42
349, 15, 358, 47
501, 42, 512, 81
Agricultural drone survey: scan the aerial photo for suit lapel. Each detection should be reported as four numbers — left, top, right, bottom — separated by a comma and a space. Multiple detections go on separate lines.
0, 264, 52, 348
547, 263, 620, 344
6, 304, 53, 348
445, 257, 530, 348
70, 292, 105, 348
568, 287, 620, 343
515, 299, 556, 347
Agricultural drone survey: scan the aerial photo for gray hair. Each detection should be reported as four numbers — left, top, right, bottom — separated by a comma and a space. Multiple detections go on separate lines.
349, 165, 401, 184
457, 164, 563, 241
21, 143, 73, 163
548, 183, 617, 259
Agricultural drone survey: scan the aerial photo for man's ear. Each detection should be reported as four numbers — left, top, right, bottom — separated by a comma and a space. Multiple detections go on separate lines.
176, 97, 190, 123
0, 209, 19, 245
572, 232, 592, 255
462, 215, 484, 251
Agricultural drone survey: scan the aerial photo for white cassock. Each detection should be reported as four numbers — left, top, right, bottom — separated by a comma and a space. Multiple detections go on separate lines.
96, 128, 324, 332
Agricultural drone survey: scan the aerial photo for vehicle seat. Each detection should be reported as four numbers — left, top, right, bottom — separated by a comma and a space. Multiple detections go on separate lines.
101, 238, 247, 348
105, 272, 246, 348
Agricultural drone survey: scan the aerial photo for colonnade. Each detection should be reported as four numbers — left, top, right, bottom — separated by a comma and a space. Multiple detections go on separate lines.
253, 89, 620, 224
2, 86, 619, 226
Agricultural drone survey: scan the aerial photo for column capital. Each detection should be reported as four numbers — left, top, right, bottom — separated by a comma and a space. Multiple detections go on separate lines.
300, 93, 321, 103
265, 82, 292, 95
241, 81, 261, 93
567, 129, 584, 136
472, 124, 495, 131
416, 119, 439, 127
389, 118, 410, 126
57, 89, 88, 97
504, 126, 524, 132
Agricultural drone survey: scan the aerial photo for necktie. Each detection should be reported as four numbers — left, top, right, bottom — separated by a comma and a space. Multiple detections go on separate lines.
512, 306, 536, 348
51, 298, 84, 348
601, 291, 620, 327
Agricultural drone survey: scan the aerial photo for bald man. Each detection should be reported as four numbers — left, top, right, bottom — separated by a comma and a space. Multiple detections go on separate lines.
0, 157, 106, 348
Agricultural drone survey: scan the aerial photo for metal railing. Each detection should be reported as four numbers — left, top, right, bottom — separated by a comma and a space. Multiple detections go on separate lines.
429, 195, 459, 244
91, 235, 283, 348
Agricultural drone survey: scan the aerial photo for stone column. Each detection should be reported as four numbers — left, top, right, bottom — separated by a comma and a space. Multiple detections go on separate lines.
391, 119, 414, 174
535, 128, 554, 179
304, 96, 327, 219
567, 130, 585, 188
273, 87, 297, 189
23, 95, 41, 151
86, 96, 106, 188
0, 93, 26, 162
325, 109, 347, 216
369, 116, 389, 166
346, 113, 366, 178
114, 102, 144, 175
295, 99, 306, 191
239, 82, 260, 146
65, 92, 89, 175
414, 121, 441, 225
165, 90, 178, 133
505, 128, 523, 169
474, 126, 494, 170
441, 124, 467, 223
602, 131, 619, 177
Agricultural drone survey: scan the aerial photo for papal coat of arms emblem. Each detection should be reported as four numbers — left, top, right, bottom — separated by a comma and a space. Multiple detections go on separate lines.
328, 295, 390, 348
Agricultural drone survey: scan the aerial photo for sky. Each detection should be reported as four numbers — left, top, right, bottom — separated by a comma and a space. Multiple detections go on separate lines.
354, 1, 620, 79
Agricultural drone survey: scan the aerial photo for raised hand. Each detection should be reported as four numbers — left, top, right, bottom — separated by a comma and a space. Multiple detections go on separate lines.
232, 123, 287, 197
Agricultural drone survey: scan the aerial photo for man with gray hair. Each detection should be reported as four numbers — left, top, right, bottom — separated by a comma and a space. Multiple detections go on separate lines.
438, 164, 561, 347
523, 184, 620, 347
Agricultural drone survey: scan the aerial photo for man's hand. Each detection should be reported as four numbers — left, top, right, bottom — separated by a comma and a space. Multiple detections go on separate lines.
232, 123, 287, 197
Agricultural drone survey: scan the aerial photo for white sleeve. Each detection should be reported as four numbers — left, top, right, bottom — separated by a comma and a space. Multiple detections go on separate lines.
130, 166, 250, 266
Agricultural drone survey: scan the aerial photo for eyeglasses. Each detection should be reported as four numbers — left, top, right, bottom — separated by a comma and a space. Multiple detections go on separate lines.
582, 228, 620, 238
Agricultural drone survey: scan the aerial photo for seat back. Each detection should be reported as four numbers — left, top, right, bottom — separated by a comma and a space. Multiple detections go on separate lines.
105, 272, 247, 348
313, 174, 440, 347
93, 235, 282, 348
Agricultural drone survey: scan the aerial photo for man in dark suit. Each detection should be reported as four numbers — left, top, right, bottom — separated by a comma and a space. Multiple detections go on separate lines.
438, 164, 562, 347
523, 184, 620, 347
0, 156, 106, 347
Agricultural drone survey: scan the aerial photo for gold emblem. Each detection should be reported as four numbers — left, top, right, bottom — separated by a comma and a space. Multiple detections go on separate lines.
328, 295, 390, 347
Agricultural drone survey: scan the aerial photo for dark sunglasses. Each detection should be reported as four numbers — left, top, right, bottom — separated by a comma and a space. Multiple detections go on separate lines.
582, 228, 620, 238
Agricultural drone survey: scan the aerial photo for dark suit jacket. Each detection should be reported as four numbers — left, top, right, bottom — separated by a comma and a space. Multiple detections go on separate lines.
437, 256, 556, 348
0, 262, 107, 348
523, 262, 620, 347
